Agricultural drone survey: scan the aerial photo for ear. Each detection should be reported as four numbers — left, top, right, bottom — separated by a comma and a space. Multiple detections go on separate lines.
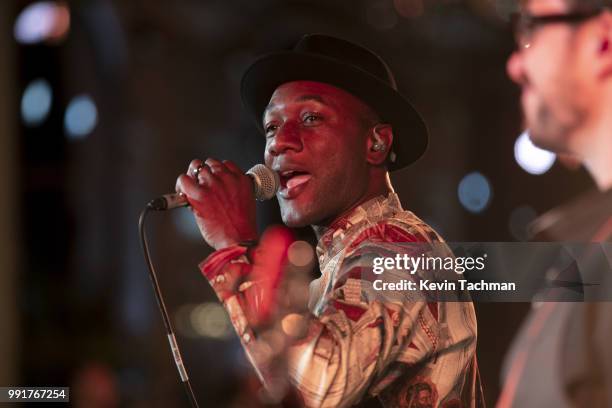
366, 124, 394, 166
595, 11, 612, 80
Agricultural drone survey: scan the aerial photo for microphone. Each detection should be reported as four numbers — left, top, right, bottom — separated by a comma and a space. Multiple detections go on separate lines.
147, 164, 280, 211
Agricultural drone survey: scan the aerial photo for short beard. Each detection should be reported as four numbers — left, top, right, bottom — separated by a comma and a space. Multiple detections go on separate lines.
527, 100, 585, 154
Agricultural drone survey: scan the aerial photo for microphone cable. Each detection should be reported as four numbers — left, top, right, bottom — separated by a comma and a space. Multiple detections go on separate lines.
137, 164, 278, 407
138, 205, 200, 408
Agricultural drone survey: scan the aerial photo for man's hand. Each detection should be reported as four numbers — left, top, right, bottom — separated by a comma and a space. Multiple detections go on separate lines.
176, 158, 258, 250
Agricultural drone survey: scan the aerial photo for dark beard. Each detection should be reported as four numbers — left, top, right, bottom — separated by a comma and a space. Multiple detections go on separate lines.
527, 101, 584, 154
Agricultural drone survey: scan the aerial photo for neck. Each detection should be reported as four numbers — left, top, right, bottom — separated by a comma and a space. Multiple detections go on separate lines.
578, 96, 612, 191
312, 172, 394, 239
584, 144, 612, 191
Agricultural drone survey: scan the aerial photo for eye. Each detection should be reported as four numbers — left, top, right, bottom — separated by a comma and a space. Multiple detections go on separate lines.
264, 123, 279, 137
302, 112, 322, 125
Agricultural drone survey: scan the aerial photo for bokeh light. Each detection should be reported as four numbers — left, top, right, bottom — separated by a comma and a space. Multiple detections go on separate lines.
458, 172, 492, 213
190, 303, 232, 339
287, 241, 314, 268
21, 78, 52, 126
393, 0, 425, 18
281, 313, 308, 338
14, 1, 70, 45
64, 95, 98, 139
514, 131, 556, 175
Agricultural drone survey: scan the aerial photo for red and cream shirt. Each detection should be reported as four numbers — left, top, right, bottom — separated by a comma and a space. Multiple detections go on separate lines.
200, 193, 483, 407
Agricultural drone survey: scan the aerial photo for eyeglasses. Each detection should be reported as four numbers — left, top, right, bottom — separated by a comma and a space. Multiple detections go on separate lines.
511, 9, 604, 49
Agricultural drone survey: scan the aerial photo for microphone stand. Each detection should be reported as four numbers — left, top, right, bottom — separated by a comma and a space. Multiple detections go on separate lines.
138, 205, 200, 408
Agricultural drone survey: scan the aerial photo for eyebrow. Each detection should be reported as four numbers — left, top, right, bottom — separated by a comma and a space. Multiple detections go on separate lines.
263, 94, 329, 117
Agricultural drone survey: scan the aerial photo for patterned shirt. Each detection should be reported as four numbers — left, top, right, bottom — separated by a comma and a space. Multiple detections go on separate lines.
200, 193, 483, 407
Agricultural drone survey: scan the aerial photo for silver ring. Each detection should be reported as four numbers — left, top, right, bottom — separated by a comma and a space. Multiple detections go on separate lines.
192, 164, 204, 178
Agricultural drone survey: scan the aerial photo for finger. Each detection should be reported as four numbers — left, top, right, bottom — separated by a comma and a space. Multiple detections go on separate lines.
222, 160, 243, 176
204, 158, 228, 176
188, 159, 204, 179
197, 164, 218, 187
176, 174, 202, 199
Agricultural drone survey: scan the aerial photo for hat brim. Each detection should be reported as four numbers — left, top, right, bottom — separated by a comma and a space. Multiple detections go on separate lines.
240, 51, 428, 170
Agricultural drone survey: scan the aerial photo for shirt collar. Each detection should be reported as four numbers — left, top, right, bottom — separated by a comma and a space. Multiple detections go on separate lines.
315, 193, 403, 261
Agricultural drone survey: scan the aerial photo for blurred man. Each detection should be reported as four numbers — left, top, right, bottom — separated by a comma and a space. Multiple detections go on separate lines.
176, 35, 483, 407
499, 0, 612, 406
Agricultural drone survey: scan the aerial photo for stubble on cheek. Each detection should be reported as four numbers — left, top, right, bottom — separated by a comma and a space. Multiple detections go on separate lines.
520, 52, 567, 147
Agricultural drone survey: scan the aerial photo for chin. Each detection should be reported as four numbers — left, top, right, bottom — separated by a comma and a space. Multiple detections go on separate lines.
528, 122, 569, 153
279, 202, 322, 228
280, 209, 313, 228
529, 132, 556, 151
527, 100, 577, 153
282, 218, 308, 228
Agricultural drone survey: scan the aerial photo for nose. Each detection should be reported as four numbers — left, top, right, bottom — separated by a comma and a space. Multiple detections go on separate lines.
506, 50, 525, 85
266, 121, 303, 157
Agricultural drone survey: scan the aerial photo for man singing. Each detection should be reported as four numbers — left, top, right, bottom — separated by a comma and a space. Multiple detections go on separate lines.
176, 34, 483, 407
499, 0, 612, 406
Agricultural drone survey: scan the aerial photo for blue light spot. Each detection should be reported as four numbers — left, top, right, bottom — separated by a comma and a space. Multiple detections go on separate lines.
64, 95, 98, 139
458, 172, 492, 214
21, 79, 52, 126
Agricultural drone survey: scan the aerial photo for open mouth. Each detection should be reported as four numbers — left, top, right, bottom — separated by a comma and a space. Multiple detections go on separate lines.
280, 170, 310, 188
278, 170, 312, 198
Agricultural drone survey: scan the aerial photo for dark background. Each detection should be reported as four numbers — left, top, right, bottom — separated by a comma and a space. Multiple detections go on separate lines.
0, 0, 595, 406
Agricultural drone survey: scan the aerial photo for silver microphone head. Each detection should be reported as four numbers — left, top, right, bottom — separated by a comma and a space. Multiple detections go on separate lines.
247, 164, 279, 201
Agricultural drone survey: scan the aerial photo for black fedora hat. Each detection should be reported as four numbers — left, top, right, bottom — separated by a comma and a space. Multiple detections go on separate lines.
240, 34, 428, 171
